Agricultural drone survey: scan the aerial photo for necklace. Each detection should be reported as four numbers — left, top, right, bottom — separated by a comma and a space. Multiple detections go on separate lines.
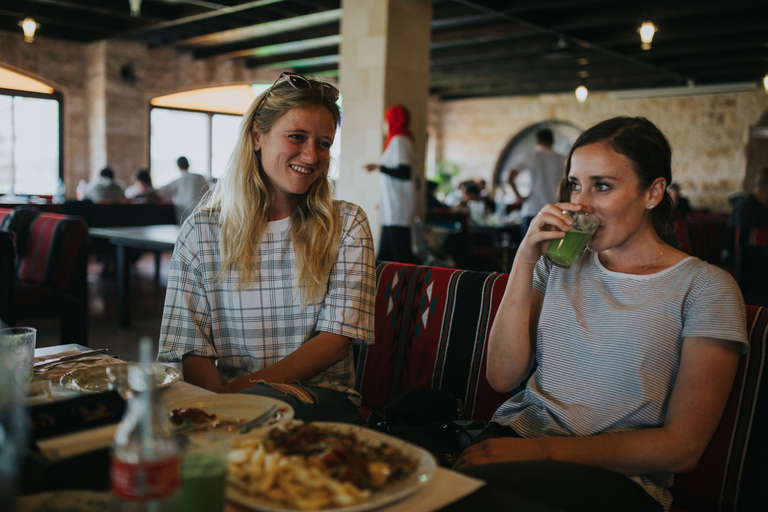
641, 246, 665, 272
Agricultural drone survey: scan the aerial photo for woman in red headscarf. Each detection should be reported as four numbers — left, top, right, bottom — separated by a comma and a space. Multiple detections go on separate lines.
364, 104, 418, 263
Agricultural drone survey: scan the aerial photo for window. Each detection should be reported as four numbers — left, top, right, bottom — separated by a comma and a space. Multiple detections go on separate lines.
0, 69, 62, 196
149, 83, 342, 186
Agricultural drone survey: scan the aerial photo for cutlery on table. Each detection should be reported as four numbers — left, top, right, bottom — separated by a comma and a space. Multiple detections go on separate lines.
176, 404, 280, 435
238, 404, 280, 433
34, 348, 109, 368
33, 358, 108, 373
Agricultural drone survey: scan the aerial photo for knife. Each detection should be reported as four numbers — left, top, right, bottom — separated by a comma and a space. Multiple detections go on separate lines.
34, 348, 109, 368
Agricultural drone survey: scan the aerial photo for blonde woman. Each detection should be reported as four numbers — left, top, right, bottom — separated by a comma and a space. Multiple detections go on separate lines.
159, 73, 375, 422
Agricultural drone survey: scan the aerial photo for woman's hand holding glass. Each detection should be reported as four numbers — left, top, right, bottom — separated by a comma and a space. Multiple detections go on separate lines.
516, 202, 585, 265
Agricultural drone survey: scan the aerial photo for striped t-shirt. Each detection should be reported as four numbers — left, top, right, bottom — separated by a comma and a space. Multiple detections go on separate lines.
492, 251, 748, 510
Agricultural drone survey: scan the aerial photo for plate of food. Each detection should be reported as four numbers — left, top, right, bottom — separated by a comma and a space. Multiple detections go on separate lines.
226, 422, 437, 511
166, 394, 294, 440
59, 363, 180, 393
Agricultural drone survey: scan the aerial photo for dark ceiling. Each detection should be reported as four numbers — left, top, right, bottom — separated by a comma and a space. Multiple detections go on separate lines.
1, 0, 766, 99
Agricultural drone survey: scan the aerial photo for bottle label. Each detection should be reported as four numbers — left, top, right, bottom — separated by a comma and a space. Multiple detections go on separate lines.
111, 455, 181, 501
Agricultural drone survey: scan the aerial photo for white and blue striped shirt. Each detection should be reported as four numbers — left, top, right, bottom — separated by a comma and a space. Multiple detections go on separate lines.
493, 251, 748, 510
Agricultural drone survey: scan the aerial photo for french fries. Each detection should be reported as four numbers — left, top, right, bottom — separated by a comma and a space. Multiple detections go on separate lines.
227, 424, 416, 510
228, 439, 372, 509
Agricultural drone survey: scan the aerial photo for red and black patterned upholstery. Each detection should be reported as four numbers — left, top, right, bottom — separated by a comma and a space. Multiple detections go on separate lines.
2, 207, 89, 344
357, 262, 514, 421
359, 261, 767, 511
0, 207, 13, 229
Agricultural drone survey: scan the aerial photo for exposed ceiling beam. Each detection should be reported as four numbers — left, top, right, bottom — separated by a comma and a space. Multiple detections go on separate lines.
126, 0, 289, 36
192, 21, 338, 58
176, 7, 340, 47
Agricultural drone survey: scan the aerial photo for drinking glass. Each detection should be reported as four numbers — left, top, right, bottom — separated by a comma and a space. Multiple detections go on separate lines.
545, 211, 599, 268
0, 327, 36, 384
178, 438, 229, 512
0, 334, 30, 509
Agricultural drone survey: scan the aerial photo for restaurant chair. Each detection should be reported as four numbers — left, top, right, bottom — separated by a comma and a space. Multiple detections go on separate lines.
734, 227, 768, 306
0, 207, 13, 228
0, 230, 15, 327
425, 209, 502, 271
3, 207, 89, 345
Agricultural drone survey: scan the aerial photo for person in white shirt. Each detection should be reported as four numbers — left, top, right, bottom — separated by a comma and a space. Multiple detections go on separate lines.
364, 104, 418, 263
507, 129, 566, 235
84, 167, 125, 203
158, 156, 210, 223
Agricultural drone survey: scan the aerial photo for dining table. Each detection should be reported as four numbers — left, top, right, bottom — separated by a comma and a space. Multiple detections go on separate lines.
17, 344, 559, 512
89, 225, 180, 328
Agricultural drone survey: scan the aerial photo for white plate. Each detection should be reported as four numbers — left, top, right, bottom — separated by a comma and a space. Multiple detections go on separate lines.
59, 363, 180, 393
226, 422, 437, 512
165, 394, 294, 440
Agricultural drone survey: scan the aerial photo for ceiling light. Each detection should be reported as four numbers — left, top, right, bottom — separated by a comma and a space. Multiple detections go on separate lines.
763, 74, 768, 93
19, 17, 38, 43
575, 85, 589, 103
129, 0, 142, 17
638, 21, 657, 50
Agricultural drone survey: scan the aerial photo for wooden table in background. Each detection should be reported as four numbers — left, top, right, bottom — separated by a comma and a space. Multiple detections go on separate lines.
89, 225, 180, 328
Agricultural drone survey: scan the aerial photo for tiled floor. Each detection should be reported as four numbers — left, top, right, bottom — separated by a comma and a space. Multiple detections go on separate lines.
28, 252, 171, 362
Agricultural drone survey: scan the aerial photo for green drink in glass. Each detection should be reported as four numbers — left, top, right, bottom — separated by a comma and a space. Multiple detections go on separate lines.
179, 440, 228, 512
545, 211, 599, 269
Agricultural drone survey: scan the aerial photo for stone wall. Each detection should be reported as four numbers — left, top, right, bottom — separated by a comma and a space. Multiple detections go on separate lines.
437, 90, 768, 212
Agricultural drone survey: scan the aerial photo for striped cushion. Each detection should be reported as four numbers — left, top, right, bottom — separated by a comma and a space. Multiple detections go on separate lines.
17, 213, 87, 288
356, 262, 513, 420
0, 208, 13, 230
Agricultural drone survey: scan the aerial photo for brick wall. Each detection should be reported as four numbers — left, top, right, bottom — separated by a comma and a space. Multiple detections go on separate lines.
0, 34, 274, 193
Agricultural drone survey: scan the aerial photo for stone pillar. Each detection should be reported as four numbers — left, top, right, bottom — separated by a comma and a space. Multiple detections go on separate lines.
336, 0, 432, 249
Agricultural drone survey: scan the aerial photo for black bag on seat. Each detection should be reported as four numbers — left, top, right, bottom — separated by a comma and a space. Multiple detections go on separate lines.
366, 387, 484, 467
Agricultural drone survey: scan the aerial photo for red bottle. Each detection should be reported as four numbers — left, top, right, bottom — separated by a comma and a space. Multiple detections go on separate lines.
111, 339, 180, 511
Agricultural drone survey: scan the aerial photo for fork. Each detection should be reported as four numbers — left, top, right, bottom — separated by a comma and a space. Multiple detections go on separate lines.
33, 358, 107, 372
175, 404, 280, 435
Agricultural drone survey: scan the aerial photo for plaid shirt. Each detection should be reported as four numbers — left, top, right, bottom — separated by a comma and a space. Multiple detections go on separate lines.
158, 201, 376, 403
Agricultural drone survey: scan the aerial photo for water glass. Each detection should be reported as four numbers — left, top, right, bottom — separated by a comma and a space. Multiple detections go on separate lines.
545, 211, 600, 268
0, 333, 30, 509
0, 327, 36, 384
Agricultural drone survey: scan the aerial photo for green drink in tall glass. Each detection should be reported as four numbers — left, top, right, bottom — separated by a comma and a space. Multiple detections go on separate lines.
545, 211, 599, 269
179, 440, 228, 512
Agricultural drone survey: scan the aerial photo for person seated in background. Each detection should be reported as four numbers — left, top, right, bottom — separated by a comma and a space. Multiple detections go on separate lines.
456, 117, 747, 512
724, 168, 768, 268
668, 183, 692, 217
84, 167, 125, 203
158, 156, 210, 223
426, 180, 444, 212
124, 169, 160, 203
158, 73, 375, 423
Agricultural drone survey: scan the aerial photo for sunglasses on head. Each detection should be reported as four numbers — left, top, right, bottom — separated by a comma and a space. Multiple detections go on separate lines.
256, 72, 339, 113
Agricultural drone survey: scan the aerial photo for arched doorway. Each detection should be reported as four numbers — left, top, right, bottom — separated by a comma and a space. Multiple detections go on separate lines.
491, 120, 583, 193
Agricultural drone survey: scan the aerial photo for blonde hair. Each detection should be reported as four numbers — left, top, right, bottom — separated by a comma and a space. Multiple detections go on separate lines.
200, 77, 342, 303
